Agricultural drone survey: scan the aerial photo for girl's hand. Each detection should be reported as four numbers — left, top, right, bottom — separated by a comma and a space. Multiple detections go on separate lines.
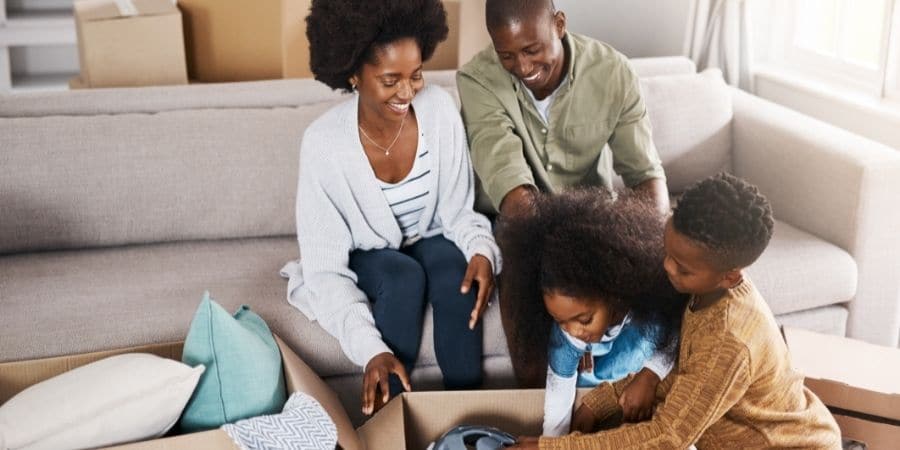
362, 352, 410, 415
460, 254, 494, 329
618, 368, 660, 422
570, 403, 596, 433
507, 436, 540, 449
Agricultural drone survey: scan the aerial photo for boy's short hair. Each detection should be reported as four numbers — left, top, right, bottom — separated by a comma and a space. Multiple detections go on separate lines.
672, 172, 774, 270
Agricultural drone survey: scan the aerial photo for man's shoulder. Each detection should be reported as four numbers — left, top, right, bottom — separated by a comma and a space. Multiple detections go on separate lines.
457, 44, 513, 90
569, 32, 633, 82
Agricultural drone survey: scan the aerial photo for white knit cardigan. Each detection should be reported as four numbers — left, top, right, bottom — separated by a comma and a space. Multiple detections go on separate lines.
283, 85, 502, 367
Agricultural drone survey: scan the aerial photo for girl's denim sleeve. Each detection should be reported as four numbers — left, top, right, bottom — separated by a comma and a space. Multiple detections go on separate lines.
547, 323, 585, 377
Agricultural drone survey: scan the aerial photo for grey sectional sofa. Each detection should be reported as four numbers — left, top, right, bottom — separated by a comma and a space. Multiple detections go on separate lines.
2, 57, 899, 425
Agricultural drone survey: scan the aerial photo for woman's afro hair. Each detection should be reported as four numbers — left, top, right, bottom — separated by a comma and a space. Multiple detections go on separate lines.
306, 0, 449, 92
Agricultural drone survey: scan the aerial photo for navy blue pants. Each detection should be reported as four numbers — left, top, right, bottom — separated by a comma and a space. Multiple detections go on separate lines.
349, 235, 483, 394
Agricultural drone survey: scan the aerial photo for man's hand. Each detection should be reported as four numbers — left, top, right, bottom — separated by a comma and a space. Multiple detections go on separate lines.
507, 436, 540, 449
362, 352, 410, 415
460, 254, 494, 329
570, 403, 596, 433
618, 368, 660, 422
499, 184, 538, 218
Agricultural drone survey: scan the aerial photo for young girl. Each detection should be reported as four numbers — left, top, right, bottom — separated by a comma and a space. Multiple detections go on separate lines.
497, 189, 688, 437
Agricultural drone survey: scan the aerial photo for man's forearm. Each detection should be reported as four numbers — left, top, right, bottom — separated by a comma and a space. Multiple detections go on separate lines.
633, 178, 670, 215
499, 184, 539, 217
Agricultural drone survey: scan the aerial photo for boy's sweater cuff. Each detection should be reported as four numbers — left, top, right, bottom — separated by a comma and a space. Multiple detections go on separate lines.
582, 382, 621, 422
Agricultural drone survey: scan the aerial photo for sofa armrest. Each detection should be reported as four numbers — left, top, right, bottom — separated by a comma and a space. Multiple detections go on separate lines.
730, 88, 900, 346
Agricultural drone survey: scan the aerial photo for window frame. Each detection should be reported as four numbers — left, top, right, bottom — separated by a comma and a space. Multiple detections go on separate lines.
770, 0, 897, 97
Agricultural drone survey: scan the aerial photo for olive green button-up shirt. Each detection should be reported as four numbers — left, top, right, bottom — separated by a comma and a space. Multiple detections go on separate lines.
457, 32, 665, 213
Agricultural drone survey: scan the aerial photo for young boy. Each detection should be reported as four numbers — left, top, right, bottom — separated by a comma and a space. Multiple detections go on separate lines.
511, 173, 841, 449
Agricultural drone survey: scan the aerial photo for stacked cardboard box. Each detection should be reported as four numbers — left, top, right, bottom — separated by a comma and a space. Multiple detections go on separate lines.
72, 0, 188, 88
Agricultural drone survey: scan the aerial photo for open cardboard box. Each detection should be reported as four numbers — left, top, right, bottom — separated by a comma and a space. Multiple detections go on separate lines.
783, 327, 900, 449
357, 388, 591, 449
0, 336, 362, 450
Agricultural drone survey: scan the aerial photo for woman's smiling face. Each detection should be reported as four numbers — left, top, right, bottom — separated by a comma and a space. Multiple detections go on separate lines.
353, 37, 424, 123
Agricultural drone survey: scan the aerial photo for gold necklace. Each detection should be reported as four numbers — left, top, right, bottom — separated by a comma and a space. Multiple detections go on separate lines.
358, 115, 405, 156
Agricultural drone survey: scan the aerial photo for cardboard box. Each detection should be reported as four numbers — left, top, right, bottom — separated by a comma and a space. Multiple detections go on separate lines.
0, 335, 362, 450
357, 389, 591, 449
178, 0, 312, 82
784, 327, 900, 449
73, 0, 188, 88
425, 0, 492, 70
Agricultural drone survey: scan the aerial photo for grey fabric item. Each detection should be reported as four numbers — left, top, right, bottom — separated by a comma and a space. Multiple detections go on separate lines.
746, 221, 856, 315
222, 392, 337, 450
731, 88, 900, 346
639, 69, 733, 193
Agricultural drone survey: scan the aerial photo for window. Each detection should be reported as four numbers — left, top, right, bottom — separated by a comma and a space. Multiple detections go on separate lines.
766, 0, 900, 99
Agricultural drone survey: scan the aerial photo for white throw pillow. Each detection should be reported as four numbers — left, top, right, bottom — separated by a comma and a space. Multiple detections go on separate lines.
0, 353, 204, 450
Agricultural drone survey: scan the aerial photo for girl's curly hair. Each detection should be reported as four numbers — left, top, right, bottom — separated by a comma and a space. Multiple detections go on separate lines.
497, 188, 688, 372
306, 0, 449, 92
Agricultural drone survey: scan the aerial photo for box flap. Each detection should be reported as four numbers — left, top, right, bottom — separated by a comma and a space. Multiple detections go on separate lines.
357, 394, 405, 449
75, 0, 177, 22
784, 327, 900, 421
274, 335, 362, 450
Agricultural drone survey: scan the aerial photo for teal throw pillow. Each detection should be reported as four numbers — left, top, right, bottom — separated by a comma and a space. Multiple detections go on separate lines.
179, 292, 286, 432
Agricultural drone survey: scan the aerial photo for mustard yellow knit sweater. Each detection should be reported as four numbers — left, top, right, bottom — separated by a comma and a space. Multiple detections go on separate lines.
539, 279, 841, 449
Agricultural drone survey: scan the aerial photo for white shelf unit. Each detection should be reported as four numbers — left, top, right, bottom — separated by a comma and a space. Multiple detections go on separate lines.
1, 0, 78, 93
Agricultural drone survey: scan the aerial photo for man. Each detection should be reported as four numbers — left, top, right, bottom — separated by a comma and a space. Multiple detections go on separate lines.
457, 0, 669, 386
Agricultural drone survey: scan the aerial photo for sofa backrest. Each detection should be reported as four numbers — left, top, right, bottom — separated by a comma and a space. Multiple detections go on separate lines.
0, 80, 338, 254
0, 59, 730, 254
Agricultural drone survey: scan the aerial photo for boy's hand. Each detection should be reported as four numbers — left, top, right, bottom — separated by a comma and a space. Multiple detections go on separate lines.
570, 403, 596, 433
618, 368, 660, 422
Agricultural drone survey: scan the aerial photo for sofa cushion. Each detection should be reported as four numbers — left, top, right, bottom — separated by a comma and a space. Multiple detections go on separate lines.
747, 220, 857, 315
0, 237, 508, 379
639, 69, 733, 194
0, 105, 331, 255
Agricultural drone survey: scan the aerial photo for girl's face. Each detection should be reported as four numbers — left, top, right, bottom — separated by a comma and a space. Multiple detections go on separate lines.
351, 37, 424, 123
543, 290, 619, 343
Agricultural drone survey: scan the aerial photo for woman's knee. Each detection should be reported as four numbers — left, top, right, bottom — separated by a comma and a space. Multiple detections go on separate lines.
351, 249, 426, 303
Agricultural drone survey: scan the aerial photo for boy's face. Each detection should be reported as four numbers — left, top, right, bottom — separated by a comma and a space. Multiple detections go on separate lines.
489, 11, 567, 99
663, 218, 737, 296
543, 290, 617, 344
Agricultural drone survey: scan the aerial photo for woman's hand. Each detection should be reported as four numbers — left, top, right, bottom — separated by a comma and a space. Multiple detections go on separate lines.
618, 368, 660, 422
507, 436, 540, 449
362, 352, 410, 415
460, 254, 494, 329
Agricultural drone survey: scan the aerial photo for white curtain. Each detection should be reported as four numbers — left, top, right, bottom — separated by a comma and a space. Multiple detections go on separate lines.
684, 0, 753, 90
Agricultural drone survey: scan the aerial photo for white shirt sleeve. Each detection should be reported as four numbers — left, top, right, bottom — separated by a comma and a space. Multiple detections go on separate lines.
542, 366, 579, 436
642, 349, 674, 380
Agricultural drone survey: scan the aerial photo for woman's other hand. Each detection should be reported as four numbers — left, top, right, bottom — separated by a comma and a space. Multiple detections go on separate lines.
362, 352, 410, 415
460, 254, 494, 329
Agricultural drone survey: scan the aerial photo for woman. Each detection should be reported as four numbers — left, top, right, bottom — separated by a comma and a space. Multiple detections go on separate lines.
285, 0, 501, 416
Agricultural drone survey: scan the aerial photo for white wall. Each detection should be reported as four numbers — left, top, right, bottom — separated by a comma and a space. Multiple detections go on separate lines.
555, 0, 691, 58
